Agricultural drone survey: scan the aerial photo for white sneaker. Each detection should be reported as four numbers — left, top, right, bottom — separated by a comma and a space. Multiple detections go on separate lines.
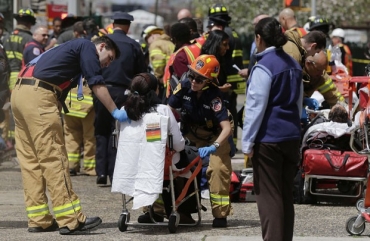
201, 189, 210, 199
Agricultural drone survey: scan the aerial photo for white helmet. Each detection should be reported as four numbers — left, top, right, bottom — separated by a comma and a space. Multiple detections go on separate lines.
330, 28, 345, 38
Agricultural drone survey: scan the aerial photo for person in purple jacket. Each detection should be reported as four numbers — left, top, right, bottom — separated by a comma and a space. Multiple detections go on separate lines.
242, 17, 303, 241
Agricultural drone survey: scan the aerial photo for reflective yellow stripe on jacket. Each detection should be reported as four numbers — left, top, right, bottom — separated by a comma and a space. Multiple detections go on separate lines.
26, 204, 50, 218
65, 91, 93, 118
53, 199, 81, 218
317, 77, 345, 102
232, 49, 243, 58
5, 51, 23, 60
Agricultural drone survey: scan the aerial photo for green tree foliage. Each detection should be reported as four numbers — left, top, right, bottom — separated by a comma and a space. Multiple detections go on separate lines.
193, 0, 370, 34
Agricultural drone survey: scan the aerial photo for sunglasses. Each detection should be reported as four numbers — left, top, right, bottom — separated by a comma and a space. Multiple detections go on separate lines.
42, 34, 49, 37
188, 71, 207, 84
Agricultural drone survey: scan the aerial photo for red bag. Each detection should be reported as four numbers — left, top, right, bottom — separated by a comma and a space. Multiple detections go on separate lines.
303, 149, 368, 177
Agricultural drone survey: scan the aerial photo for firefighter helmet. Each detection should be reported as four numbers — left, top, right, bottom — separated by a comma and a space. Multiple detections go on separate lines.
308, 16, 330, 31
208, 3, 231, 23
14, 8, 36, 25
142, 25, 164, 41
188, 55, 220, 80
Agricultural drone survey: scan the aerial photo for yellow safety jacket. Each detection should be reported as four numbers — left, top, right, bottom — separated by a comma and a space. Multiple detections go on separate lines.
149, 34, 175, 82
64, 85, 94, 118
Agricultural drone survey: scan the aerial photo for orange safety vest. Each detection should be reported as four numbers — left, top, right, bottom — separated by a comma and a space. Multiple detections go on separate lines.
340, 43, 353, 76
163, 42, 202, 98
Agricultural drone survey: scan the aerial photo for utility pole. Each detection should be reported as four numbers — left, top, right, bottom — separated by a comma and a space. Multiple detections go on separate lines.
154, 0, 159, 25
311, 0, 316, 16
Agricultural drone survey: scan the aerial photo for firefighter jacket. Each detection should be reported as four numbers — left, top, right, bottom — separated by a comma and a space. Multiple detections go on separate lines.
3, 24, 33, 90
283, 29, 306, 67
303, 72, 344, 107
224, 27, 245, 94
283, 30, 344, 106
148, 34, 175, 82
64, 83, 94, 118
0, 43, 10, 121
289, 26, 307, 38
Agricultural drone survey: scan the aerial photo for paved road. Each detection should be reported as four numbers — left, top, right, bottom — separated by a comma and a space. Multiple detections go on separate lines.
0, 94, 366, 240
0, 156, 366, 241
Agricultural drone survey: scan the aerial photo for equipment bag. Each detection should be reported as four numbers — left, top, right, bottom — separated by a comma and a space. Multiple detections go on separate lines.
303, 149, 368, 177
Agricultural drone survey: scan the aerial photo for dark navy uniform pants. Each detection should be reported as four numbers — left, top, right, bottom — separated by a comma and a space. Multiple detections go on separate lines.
93, 85, 127, 183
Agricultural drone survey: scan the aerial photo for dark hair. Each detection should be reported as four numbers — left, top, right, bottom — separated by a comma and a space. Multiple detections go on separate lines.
178, 17, 197, 33
200, 30, 229, 59
92, 36, 121, 59
170, 23, 191, 47
53, 17, 62, 24
83, 18, 99, 36
125, 73, 161, 121
303, 30, 327, 50
255, 17, 287, 48
328, 104, 348, 123
73, 21, 84, 35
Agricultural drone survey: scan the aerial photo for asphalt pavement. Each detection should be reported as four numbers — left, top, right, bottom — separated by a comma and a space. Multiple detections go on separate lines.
0, 153, 367, 241
0, 94, 368, 240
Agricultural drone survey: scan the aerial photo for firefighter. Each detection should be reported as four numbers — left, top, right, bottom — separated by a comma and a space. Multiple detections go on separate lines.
63, 79, 96, 176
11, 35, 127, 234
63, 19, 100, 176
3, 8, 35, 90
168, 54, 233, 228
306, 17, 346, 106
0, 12, 10, 137
208, 3, 244, 145
279, 8, 307, 37
1, 8, 35, 149
142, 25, 174, 99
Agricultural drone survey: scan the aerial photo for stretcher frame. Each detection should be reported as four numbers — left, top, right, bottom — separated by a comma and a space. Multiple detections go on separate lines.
340, 75, 370, 235
112, 120, 204, 233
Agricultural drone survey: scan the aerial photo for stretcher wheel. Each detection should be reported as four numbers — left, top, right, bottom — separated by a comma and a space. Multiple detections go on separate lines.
168, 215, 178, 233
346, 216, 365, 236
118, 214, 128, 232
356, 198, 365, 212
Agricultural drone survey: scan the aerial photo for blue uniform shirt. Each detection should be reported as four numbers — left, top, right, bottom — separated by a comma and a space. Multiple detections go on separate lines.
23, 39, 44, 65
32, 38, 105, 88
102, 30, 146, 87
168, 79, 228, 127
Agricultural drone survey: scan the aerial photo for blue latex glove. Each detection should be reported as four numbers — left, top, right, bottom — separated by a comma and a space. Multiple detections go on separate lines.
111, 108, 130, 123
198, 145, 217, 158
303, 97, 319, 110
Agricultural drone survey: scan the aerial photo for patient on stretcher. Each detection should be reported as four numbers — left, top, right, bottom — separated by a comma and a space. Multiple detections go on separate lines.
111, 73, 197, 224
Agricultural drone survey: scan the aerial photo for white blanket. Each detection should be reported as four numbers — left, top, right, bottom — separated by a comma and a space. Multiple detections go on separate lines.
111, 112, 169, 209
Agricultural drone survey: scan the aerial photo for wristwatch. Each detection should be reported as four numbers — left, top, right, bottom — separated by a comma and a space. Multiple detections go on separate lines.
212, 142, 220, 149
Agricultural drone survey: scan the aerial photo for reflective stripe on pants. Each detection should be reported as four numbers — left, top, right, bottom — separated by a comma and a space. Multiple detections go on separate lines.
11, 83, 86, 230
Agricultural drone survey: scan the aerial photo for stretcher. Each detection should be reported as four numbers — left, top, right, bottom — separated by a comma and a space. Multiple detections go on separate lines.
337, 73, 370, 235
301, 121, 367, 204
